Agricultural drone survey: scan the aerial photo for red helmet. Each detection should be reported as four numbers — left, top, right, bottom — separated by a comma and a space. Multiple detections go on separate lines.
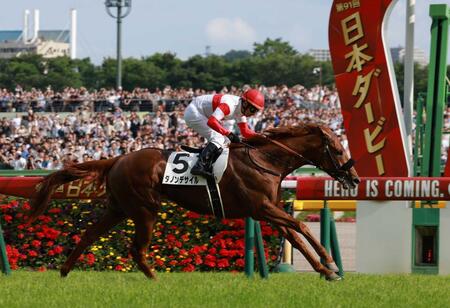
241, 89, 264, 110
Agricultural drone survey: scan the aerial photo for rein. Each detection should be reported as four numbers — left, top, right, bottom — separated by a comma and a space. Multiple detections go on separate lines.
239, 136, 316, 177
240, 134, 354, 177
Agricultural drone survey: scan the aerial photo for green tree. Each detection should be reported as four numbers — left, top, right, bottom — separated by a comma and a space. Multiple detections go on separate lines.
223, 50, 252, 62
121, 57, 165, 90
44, 56, 83, 91
253, 38, 297, 58
2, 54, 46, 89
98, 58, 117, 89
146, 53, 187, 88
74, 58, 100, 89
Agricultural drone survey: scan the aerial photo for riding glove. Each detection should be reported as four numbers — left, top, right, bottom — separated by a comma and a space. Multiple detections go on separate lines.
227, 132, 241, 143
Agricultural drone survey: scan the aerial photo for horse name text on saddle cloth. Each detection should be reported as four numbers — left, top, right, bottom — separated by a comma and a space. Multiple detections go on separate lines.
162, 148, 229, 186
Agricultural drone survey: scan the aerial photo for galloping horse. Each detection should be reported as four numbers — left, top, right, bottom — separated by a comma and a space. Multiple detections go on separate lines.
28, 124, 359, 280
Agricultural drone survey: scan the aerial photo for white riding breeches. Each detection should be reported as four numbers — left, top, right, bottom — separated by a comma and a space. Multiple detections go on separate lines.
184, 103, 226, 148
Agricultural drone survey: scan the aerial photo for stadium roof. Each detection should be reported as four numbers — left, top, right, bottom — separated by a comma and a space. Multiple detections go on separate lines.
0, 30, 70, 43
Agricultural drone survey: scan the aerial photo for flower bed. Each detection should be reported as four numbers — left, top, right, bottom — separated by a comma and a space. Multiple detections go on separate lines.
0, 197, 281, 272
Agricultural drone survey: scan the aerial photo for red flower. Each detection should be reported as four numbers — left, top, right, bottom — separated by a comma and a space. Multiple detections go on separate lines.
186, 212, 201, 219
204, 254, 216, 267
3, 215, 12, 223
72, 235, 81, 244
182, 264, 195, 272
28, 250, 38, 257
235, 258, 245, 268
194, 255, 203, 265
217, 258, 229, 268
38, 215, 52, 223
219, 249, 231, 257
53, 246, 64, 254
179, 258, 192, 265
38, 266, 46, 272
86, 253, 95, 265
22, 202, 30, 211
115, 265, 123, 271
31, 240, 41, 248
46, 241, 54, 247
204, 260, 216, 267
166, 234, 176, 243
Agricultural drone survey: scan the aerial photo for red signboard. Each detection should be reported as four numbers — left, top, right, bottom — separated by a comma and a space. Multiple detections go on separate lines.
0, 177, 105, 199
329, 0, 409, 176
296, 177, 450, 201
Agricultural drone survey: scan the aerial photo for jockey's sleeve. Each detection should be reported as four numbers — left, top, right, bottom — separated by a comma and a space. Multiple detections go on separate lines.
238, 122, 257, 139
207, 116, 230, 136
207, 103, 232, 135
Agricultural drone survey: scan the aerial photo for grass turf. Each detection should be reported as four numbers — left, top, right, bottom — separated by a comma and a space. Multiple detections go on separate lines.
0, 271, 449, 307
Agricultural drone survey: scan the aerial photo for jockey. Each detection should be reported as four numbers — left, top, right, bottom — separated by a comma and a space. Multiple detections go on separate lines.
184, 88, 265, 178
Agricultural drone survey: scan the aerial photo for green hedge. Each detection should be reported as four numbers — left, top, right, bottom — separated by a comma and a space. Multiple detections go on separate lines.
1, 197, 281, 272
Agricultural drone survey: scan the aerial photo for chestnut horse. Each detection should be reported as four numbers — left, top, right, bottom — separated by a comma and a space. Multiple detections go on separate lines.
28, 124, 359, 280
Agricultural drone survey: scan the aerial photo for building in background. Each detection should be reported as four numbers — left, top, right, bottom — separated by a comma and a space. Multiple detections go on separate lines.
309, 47, 428, 67
307, 49, 331, 62
0, 9, 77, 60
390, 46, 428, 66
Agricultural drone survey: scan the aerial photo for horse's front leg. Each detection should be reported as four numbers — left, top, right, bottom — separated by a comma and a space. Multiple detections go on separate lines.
277, 226, 340, 280
254, 202, 339, 280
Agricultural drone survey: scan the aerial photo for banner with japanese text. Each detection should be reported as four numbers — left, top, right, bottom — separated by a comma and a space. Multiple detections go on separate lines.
329, 0, 410, 176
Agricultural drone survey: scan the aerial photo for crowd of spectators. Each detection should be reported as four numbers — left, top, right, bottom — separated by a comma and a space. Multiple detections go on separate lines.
0, 84, 345, 170
0, 84, 339, 113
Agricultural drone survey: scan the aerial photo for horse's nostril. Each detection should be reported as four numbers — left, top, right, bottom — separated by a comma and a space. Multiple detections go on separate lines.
353, 178, 361, 184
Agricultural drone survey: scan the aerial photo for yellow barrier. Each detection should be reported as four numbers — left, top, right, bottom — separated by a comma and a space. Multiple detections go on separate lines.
293, 200, 447, 211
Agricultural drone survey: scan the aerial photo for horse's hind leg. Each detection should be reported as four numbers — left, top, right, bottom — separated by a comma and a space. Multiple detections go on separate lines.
60, 209, 125, 277
129, 207, 158, 279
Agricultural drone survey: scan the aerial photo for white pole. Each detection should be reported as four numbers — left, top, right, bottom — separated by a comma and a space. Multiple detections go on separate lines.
70, 9, 77, 59
404, 0, 415, 176
22, 10, 29, 43
31, 9, 39, 43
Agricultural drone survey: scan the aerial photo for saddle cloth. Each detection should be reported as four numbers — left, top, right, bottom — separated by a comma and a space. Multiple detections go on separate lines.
162, 148, 229, 186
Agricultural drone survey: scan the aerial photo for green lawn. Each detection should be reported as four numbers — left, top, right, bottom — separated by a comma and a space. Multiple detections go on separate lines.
0, 271, 449, 307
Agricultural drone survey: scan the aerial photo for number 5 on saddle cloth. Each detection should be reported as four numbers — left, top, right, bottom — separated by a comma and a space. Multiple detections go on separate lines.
162, 147, 230, 219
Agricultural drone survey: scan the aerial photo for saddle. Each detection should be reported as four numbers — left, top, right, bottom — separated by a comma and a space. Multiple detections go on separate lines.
180, 145, 202, 153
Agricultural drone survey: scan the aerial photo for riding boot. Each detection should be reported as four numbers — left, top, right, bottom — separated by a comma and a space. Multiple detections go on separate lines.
191, 142, 222, 179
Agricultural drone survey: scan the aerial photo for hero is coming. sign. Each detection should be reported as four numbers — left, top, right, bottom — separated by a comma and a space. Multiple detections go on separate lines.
329, 0, 410, 176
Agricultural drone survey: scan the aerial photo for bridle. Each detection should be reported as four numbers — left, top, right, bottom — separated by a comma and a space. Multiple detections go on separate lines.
321, 137, 355, 180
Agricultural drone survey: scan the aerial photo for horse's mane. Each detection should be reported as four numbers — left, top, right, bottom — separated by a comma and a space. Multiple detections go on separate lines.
231, 123, 323, 148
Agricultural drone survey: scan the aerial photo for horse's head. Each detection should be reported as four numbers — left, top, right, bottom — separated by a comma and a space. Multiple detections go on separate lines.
312, 126, 360, 189
263, 124, 360, 189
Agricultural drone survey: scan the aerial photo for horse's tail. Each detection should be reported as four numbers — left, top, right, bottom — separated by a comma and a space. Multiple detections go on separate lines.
28, 156, 121, 223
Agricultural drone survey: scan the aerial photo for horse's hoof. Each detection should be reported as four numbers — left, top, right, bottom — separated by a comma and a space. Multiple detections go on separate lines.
325, 272, 342, 281
60, 268, 69, 278
326, 262, 339, 273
